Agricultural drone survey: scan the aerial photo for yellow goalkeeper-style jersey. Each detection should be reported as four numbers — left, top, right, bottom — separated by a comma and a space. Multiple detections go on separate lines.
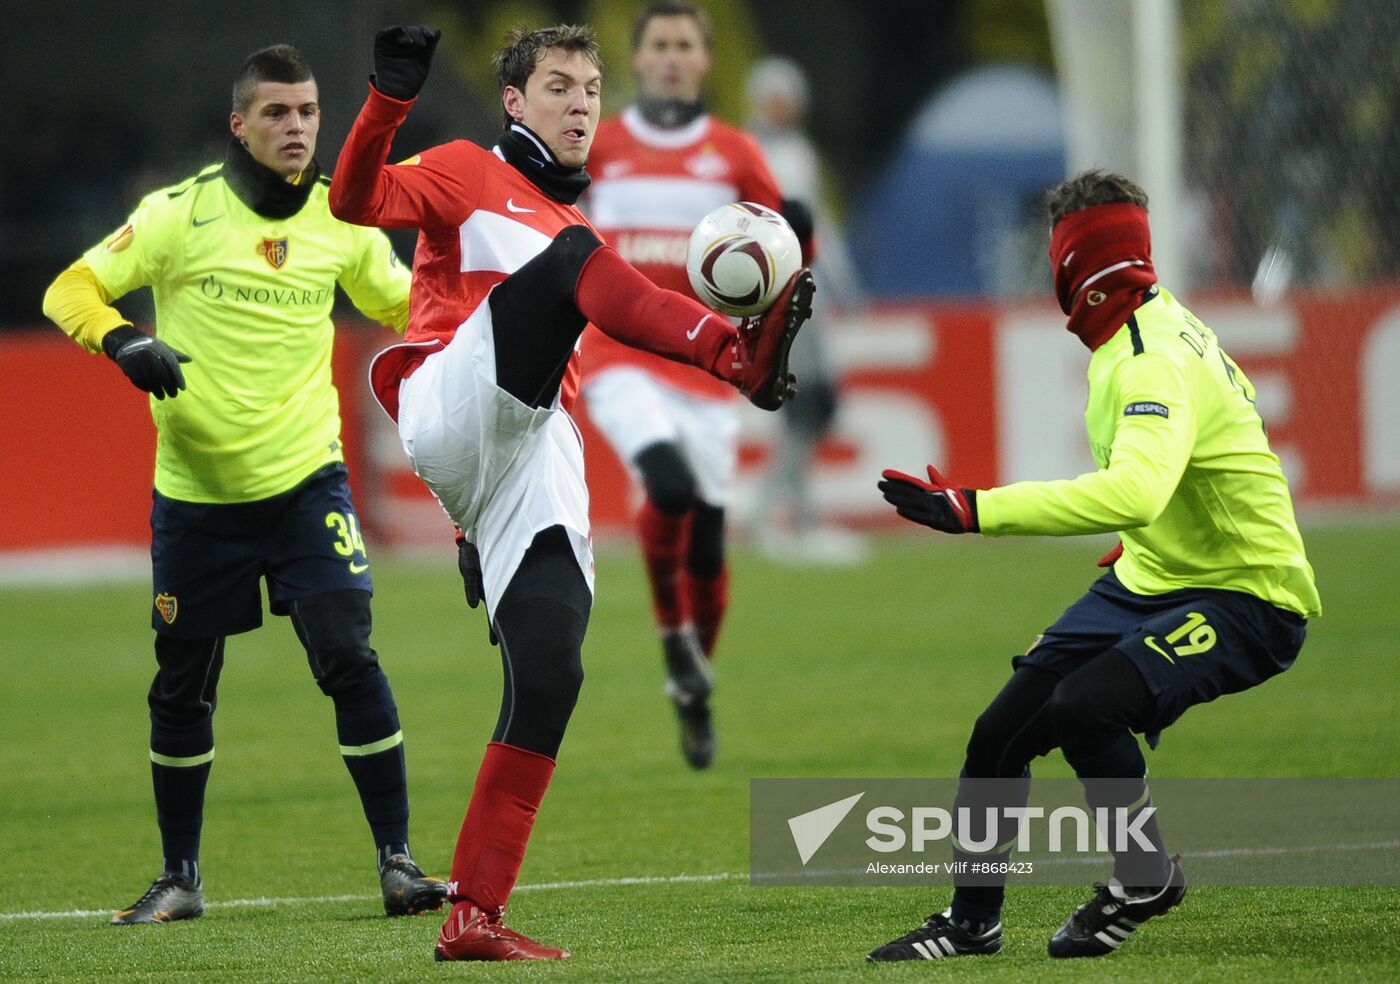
73, 153, 409, 503
977, 287, 1320, 619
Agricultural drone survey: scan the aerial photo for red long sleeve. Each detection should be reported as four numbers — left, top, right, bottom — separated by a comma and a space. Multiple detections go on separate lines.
575, 244, 740, 384
327, 85, 419, 226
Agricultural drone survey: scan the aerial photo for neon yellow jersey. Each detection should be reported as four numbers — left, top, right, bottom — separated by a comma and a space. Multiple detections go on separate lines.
977, 287, 1320, 618
84, 163, 409, 503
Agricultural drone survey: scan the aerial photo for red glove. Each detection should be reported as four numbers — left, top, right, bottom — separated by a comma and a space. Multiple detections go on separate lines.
877, 465, 979, 534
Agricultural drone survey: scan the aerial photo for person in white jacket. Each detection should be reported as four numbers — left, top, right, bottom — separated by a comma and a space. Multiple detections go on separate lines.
745, 56, 868, 566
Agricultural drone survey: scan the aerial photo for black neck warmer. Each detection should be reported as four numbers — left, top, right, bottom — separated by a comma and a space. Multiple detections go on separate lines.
636, 92, 707, 129
223, 138, 319, 219
495, 121, 591, 205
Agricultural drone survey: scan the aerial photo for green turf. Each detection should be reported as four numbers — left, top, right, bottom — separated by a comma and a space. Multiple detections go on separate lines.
2, 524, 1397, 981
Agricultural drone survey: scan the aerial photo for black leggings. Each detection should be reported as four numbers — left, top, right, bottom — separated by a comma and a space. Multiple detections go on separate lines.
490, 526, 592, 758
952, 649, 1162, 920
964, 648, 1154, 779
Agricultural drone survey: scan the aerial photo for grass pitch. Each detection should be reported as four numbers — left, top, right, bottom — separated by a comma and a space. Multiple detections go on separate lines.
2, 523, 1397, 981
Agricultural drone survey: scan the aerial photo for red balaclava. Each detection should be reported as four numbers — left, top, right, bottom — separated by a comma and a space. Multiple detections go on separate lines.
1048, 202, 1157, 350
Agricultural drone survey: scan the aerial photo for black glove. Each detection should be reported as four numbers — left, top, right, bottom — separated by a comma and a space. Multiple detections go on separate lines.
878, 465, 980, 534
793, 376, 839, 434
102, 325, 191, 400
456, 535, 499, 646
457, 536, 483, 608
372, 25, 441, 101
779, 197, 816, 262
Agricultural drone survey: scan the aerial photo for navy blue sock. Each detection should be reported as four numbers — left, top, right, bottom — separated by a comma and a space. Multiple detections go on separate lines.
1050, 651, 1170, 887
1075, 770, 1170, 888
150, 717, 213, 875
334, 669, 410, 850
162, 859, 201, 884
1061, 733, 1169, 887
949, 772, 1029, 925
377, 843, 412, 870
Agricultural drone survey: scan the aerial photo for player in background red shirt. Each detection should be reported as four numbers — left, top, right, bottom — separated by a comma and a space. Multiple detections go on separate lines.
581, 1, 809, 769
330, 24, 811, 961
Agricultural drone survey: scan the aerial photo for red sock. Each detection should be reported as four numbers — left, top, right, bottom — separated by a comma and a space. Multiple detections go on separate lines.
686, 567, 730, 657
448, 742, 555, 915
575, 245, 740, 382
639, 501, 692, 632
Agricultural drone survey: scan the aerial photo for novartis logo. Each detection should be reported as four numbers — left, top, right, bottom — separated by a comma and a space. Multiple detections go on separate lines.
195, 276, 333, 308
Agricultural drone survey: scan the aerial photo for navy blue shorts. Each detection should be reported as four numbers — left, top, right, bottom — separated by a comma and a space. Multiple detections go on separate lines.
149, 463, 373, 638
1014, 569, 1307, 736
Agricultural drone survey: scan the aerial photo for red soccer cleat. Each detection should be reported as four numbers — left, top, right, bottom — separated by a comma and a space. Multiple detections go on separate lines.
433, 901, 571, 962
733, 268, 815, 410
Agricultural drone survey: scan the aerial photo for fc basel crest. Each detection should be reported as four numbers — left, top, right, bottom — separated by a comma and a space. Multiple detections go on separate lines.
257, 237, 289, 269
155, 593, 178, 625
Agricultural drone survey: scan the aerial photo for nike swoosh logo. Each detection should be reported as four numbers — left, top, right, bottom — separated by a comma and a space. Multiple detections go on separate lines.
349, 561, 370, 574
505, 199, 535, 214
686, 315, 712, 340
1062, 250, 1075, 267
1143, 636, 1174, 664
192, 215, 225, 228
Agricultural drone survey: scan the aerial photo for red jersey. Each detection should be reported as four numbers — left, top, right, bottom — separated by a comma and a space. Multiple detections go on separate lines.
582, 106, 783, 400
330, 87, 598, 419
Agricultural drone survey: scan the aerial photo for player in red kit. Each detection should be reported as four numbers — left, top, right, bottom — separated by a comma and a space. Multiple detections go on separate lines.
329, 24, 811, 961
582, 1, 808, 769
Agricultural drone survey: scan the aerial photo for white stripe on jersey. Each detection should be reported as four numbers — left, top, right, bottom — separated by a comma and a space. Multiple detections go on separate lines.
588, 176, 739, 230
458, 210, 552, 275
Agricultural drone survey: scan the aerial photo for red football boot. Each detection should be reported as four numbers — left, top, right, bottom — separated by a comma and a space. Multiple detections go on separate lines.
433, 901, 571, 961
734, 268, 815, 410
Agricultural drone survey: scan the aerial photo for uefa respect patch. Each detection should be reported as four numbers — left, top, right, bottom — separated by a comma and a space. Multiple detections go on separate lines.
1124, 401, 1169, 418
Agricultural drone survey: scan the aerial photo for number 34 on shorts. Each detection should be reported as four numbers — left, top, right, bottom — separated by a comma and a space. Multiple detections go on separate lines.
326, 510, 370, 574
1142, 611, 1216, 664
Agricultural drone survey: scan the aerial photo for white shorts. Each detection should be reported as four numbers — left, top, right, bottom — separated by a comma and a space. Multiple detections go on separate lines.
582, 367, 738, 507
394, 301, 594, 615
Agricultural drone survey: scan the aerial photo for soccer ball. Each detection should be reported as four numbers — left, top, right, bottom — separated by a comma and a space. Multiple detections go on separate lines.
686, 202, 801, 317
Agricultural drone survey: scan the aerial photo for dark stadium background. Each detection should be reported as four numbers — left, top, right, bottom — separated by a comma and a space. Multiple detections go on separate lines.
4, 0, 1397, 548
1, 0, 1000, 329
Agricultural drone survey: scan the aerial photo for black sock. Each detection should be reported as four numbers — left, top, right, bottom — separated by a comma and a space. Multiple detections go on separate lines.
334, 669, 410, 850
1063, 738, 1169, 888
950, 887, 1005, 928
150, 718, 214, 877
1051, 651, 1169, 888
162, 859, 201, 884
1083, 777, 1170, 889
377, 843, 412, 870
949, 772, 1029, 925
